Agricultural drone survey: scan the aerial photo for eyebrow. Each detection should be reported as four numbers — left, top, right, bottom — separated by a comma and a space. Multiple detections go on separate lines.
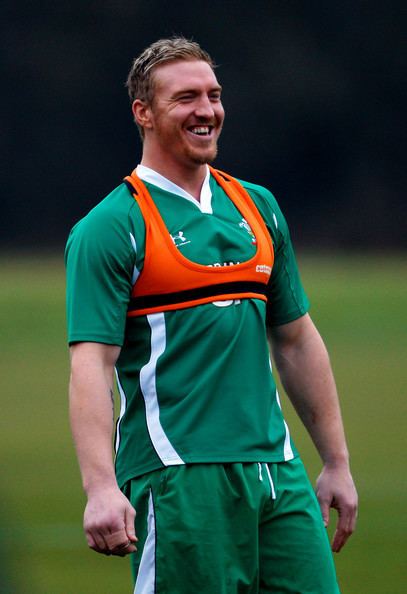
172, 85, 222, 98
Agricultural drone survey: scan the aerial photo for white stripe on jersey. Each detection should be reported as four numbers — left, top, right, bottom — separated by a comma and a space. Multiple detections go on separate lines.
129, 232, 140, 284
134, 490, 156, 594
275, 389, 294, 461
269, 356, 294, 461
114, 368, 127, 454
140, 313, 184, 465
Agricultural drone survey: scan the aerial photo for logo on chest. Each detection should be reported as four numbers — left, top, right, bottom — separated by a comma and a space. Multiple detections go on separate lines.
171, 231, 191, 248
239, 218, 257, 245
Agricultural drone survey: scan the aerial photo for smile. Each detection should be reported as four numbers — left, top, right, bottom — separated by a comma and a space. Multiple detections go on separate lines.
187, 125, 213, 136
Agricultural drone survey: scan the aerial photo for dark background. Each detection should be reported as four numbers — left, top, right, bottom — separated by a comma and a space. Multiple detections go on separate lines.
2, 1, 406, 250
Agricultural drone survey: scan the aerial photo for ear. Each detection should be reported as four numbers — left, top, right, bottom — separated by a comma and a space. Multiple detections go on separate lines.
132, 99, 153, 131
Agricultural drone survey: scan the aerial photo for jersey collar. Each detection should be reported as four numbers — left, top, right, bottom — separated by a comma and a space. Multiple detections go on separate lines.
135, 164, 213, 214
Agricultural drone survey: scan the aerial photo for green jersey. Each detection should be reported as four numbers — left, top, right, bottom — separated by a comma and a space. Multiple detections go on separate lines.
65, 166, 309, 488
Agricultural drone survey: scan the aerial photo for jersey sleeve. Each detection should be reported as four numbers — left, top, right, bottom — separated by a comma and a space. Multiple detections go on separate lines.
65, 186, 144, 346
242, 181, 310, 326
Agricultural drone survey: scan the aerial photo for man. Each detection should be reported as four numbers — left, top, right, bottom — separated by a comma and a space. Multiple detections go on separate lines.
66, 37, 357, 593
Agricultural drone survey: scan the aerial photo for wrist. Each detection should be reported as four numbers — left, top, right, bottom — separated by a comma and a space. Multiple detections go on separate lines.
322, 451, 350, 470
83, 474, 119, 497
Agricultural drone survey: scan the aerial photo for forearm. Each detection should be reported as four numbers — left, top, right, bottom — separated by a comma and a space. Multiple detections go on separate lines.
270, 314, 357, 550
270, 315, 349, 468
69, 343, 119, 495
68, 342, 137, 556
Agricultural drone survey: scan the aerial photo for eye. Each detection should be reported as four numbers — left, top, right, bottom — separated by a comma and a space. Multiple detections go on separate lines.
209, 92, 222, 102
177, 94, 194, 102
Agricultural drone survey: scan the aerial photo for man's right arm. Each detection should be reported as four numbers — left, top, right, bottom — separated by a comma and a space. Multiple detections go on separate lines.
69, 341, 137, 556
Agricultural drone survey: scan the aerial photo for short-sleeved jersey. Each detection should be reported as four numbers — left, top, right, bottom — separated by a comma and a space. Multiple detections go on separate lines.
65, 169, 309, 487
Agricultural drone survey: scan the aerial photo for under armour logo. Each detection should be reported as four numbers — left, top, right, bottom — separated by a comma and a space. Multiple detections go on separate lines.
171, 231, 191, 248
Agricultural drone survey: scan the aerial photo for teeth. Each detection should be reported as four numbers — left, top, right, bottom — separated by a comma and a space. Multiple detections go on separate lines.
190, 126, 210, 135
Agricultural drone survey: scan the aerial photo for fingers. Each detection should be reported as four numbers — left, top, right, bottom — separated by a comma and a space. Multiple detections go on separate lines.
317, 496, 331, 528
84, 492, 138, 557
86, 525, 137, 556
86, 531, 110, 555
316, 466, 358, 553
317, 492, 357, 552
86, 520, 138, 556
125, 504, 138, 545
331, 499, 358, 553
105, 528, 137, 556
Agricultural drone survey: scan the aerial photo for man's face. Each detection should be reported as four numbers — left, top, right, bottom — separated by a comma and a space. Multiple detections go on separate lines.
145, 60, 225, 168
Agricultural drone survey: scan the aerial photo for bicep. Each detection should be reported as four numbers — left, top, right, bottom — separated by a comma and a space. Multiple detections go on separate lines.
268, 313, 326, 370
268, 313, 313, 348
70, 342, 121, 382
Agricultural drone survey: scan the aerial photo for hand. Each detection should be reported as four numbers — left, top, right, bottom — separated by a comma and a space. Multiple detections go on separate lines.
83, 487, 138, 556
316, 464, 358, 553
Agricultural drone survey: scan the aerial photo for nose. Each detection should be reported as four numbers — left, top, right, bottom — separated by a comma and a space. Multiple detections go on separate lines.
194, 94, 216, 119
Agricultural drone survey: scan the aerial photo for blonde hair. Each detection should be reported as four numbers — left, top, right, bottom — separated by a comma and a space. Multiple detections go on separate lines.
126, 37, 215, 138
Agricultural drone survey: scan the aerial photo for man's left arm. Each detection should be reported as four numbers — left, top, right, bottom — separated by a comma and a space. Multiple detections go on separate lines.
268, 313, 358, 552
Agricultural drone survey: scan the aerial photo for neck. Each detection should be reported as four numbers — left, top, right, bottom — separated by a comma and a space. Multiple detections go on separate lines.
141, 149, 207, 200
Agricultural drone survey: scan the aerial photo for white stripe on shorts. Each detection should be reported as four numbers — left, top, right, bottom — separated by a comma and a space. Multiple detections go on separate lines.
264, 464, 277, 500
134, 490, 156, 594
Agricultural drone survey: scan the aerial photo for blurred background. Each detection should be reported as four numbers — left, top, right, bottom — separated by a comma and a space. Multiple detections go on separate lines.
1, 1, 406, 593
2, 0, 407, 250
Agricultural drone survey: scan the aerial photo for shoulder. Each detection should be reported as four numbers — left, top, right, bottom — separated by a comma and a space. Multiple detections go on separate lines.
67, 183, 145, 248
65, 182, 145, 269
238, 178, 278, 203
70, 183, 140, 237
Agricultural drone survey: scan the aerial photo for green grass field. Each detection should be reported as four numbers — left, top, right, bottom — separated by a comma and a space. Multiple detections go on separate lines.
1, 252, 406, 593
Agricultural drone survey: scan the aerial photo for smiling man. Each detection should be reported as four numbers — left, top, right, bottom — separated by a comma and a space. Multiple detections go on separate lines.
65, 37, 357, 593
133, 59, 224, 174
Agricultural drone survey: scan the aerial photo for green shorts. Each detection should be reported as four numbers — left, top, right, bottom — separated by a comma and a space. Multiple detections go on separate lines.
123, 458, 340, 594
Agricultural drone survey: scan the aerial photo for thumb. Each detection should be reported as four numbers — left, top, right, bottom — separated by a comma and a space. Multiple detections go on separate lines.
125, 504, 138, 542
318, 496, 330, 528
